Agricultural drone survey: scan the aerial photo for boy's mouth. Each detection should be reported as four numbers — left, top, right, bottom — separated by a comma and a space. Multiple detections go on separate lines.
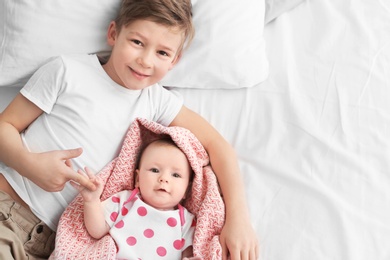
130, 67, 149, 80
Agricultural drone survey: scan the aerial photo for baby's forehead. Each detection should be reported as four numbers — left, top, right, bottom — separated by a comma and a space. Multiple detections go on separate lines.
144, 140, 191, 166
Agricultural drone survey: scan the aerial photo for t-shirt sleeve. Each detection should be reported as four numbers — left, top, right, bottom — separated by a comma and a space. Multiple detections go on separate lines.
20, 56, 66, 114
102, 190, 132, 229
150, 84, 184, 126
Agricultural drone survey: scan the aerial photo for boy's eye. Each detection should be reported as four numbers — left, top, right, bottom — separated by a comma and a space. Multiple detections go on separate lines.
157, 50, 169, 57
131, 39, 143, 46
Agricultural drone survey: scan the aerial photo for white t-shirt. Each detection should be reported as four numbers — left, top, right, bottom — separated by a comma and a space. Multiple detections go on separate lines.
103, 189, 195, 259
0, 54, 183, 230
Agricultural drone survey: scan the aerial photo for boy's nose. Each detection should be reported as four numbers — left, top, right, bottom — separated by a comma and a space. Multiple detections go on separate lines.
138, 52, 153, 68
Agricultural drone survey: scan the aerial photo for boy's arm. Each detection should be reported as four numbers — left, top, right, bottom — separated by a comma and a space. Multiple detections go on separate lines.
170, 106, 259, 260
0, 93, 95, 191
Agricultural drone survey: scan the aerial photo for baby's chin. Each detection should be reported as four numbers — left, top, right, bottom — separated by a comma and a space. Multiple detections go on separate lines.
144, 198, 177, 211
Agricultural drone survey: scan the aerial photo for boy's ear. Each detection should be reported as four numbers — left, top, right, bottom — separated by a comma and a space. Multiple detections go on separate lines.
107, 21, 118, 46
169, 52, 182, 70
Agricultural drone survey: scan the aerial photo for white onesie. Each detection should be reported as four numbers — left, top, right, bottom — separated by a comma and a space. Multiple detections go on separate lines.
103, 189, 195, 259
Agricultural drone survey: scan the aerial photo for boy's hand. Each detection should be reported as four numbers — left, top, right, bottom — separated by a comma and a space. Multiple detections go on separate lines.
220, 216, 259, 260
21, 148, 96, 192
71, 167, 104, 202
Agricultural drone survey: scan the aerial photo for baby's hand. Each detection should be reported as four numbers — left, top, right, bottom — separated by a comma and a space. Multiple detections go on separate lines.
71, 167, 104, 202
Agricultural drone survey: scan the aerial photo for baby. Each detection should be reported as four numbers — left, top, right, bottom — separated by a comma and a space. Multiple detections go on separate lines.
73, 138, 198, 259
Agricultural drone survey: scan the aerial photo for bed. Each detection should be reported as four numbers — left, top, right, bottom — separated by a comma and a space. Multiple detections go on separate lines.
1, 0, 390, 259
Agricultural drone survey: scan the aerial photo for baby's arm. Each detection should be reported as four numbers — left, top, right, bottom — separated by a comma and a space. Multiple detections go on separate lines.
72, 167, 109, 239
0, 93, 95, 191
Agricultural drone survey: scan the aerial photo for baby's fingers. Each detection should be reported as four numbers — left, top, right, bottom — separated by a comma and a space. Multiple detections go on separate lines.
68, 169, 96, 191
70, 180, 82, 191
83, 167, 96, 180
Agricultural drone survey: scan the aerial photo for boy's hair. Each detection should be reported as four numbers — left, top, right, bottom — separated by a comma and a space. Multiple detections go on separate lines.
115, 0, 195, 52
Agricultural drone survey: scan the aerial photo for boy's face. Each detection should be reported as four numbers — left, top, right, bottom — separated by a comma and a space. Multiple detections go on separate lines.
103, 19, 183, 90
135, 143, 191, 210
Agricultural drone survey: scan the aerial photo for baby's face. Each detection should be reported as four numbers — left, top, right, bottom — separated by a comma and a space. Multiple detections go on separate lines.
136, 142, 191, 210
103, 19, 183, 90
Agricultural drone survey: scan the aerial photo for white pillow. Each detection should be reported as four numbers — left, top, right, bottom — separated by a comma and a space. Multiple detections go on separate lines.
0, 0, 121, 88
0, 0, 268, 89
161, 0, 269, 89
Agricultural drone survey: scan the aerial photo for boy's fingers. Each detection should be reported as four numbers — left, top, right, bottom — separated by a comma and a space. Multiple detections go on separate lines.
77, 168, 87, 177
62, 148, 82, 170
221, 242, 228, 260
64, 159, 73, 168
69, 180, 81, 191
62, 148, 83, 160
69, 171, 96, 191
60, 148, 96, 190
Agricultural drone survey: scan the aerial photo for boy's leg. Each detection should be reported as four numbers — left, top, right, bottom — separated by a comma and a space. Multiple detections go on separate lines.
0, 226, 27, 260
0, 190, 55, 260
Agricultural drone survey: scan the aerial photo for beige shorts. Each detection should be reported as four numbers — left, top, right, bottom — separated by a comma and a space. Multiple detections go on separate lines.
0, 190, 55, 260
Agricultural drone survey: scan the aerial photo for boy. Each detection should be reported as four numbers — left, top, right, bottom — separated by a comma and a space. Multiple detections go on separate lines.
0, 0, 258, 259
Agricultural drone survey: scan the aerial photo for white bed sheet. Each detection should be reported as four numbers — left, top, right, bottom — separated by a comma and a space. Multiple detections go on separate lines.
174, 0, 390, 259
1, 0, 389, 259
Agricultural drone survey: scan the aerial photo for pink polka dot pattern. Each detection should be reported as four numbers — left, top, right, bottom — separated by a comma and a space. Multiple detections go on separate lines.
110, 212, 118, 222
143, 228, 154, 238
114, 220, 124, 229
156, 246, 167, 256
137, 206, 147, 216
112, 196, 120, 203
126, 236, 137, 246
121, 207, 128, 216
173, 239, 185, 250
166, 217, 177, 227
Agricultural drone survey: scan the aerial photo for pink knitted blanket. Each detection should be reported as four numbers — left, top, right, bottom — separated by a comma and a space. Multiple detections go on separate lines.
50, 118, 225, 259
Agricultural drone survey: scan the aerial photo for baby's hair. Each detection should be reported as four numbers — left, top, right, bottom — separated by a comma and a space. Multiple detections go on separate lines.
115, 0, 195, 52
136, 136, 179, 169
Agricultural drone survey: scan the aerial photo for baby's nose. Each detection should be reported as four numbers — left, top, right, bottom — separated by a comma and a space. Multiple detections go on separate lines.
159, 176, 168, 183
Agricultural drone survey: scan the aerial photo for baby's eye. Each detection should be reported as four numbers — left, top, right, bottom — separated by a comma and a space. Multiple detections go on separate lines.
172, 173, 181, 178
150, 168, 159, 173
